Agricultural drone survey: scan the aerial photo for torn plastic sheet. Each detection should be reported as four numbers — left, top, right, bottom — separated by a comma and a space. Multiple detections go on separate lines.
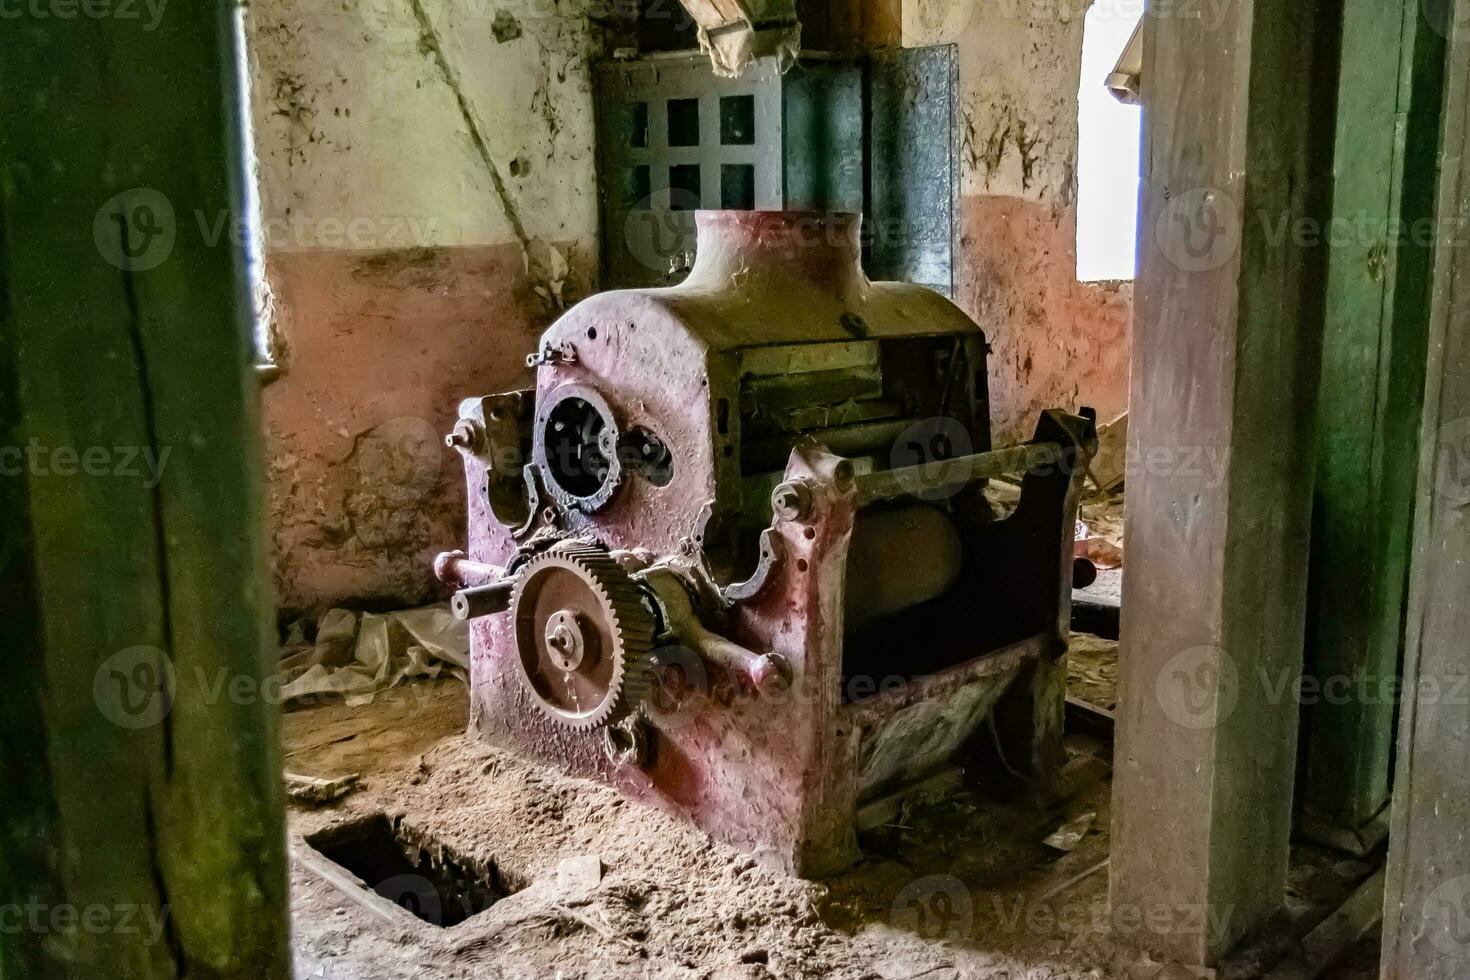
698, 20, 801, 78
278, 603, 469, 707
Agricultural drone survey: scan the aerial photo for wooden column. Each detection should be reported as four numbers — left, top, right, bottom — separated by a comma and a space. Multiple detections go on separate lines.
1110, 0, 1338, 967
0, 4, 291, 978
1301, 0, 1444, 854
1381, 2, 1470, 974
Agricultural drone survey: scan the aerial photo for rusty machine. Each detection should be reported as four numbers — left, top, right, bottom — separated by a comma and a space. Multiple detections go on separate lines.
436, 211, 1095, 875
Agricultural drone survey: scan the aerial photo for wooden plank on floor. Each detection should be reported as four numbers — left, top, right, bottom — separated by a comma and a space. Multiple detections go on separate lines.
1109, 0, 1339, 967
1262, 869, 1385, 980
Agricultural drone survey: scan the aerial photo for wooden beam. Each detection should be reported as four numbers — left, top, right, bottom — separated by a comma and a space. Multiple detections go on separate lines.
1110, 0, 1338, 966
1381, 3, 1470, 974
0, 4, 290, 978
1300, 0, 1445, 851
1262, 869, 1385, 980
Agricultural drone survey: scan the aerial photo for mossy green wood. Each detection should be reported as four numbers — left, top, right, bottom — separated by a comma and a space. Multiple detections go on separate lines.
1383, 1, 1470, 970
0, 5, 290, 978
1302, 0, 1444, 840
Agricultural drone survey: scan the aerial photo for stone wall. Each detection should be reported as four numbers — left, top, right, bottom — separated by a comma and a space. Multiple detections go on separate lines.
246, 0, 601, 610
908, 0, 1133, 441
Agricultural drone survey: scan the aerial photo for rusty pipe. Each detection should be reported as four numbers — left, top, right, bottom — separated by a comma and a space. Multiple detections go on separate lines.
451, 579, 517, 621
641, 568, 791, 696
434, 549, 504, 589
853, 443, 1065, 506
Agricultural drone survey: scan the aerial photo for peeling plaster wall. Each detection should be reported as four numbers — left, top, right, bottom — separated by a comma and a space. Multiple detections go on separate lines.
906, 0, 1132, 442
246, 0, 601, 611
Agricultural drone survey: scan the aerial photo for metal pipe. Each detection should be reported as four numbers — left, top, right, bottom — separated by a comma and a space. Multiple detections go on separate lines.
852, 442, 1065, 506
451, 579, 516, 621
434, 549, 504, 589
640, 568, 791, 695
743, 418, 916, 473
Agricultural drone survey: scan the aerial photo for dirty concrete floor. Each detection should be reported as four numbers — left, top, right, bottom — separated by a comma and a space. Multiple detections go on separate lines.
284, 635, 1380, 980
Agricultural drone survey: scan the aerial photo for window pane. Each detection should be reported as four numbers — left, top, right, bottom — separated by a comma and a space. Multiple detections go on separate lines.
1076, 6, 1142, 282
720, 95, 755, 145
667, 98, 700, 147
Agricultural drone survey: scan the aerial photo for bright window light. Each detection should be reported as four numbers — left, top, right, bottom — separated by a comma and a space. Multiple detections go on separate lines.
1076, 7, 1142, 282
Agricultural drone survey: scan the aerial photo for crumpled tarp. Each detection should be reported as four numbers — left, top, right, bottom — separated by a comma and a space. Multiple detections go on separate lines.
697, 21, 801, 78
278, 603, 469, 707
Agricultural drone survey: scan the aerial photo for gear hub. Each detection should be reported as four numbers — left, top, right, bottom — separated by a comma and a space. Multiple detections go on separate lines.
509, 543, 656, 729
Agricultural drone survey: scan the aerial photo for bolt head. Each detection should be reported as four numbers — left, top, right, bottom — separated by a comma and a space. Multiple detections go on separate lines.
770, 481, 812, 522
543, 610, 587, 671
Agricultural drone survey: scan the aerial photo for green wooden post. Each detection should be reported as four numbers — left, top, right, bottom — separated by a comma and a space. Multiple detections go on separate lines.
1382, 2, 1470, 970
1301, 0, 1445, 854
0, 3, 291, 978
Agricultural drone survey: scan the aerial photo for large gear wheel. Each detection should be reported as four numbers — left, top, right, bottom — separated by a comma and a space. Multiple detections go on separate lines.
509, 543, 656, 729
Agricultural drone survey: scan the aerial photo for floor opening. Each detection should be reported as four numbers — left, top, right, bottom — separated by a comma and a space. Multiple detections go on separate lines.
305, 814, 521, 928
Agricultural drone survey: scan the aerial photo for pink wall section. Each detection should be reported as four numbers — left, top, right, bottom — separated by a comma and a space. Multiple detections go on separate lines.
261, 242, 588, 612
957, 195, 1132, 443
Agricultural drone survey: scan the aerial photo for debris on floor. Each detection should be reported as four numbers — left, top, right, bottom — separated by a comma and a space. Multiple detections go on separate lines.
277, 603, 469, 707
284, 679, 1134, 979
282, 655, 1380, 979
285, 770, 363, 807
1044, 811, 1097, 853
1075, 493, 1125, 571
1067, 633, 1119, 714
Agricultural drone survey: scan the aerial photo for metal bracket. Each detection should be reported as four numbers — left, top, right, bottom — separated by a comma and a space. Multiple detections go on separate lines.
526, 340, 577, 368
722, 529, 783, 603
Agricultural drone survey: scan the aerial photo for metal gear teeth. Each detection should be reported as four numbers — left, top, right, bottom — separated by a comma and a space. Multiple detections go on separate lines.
515, 542, 657, 730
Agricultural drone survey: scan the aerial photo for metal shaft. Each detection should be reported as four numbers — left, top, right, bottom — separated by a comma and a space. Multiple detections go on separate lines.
852, 442, 1066, 506
451, 579, 516, 621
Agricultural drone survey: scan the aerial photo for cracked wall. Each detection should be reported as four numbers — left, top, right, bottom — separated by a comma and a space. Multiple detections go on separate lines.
246, 0, 601, 611
907, 0, 1132, 442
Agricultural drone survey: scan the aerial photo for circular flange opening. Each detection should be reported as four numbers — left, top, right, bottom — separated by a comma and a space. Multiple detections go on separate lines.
535, 385, 622, 511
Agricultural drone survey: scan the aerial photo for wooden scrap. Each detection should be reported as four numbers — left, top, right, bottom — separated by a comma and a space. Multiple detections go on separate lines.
285, 771, 361, 807
1090, 411, 1128, 493
1260, 869, 1385, 980
1065, 695, 1116, 739
1044, 811, 1097, 852
855, 767, 963, 832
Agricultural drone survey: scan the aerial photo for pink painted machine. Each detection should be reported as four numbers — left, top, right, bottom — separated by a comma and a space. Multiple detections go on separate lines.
437, 211, 1095, 875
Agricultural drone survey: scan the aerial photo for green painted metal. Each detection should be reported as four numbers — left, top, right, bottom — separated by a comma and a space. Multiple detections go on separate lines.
1301, 0, 1445, 845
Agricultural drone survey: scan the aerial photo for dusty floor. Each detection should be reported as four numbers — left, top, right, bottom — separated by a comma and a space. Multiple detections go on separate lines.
284, 635, 1381, 980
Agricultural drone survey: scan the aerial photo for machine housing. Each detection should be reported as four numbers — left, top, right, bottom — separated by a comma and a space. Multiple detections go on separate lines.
438, 210, 1095, 875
